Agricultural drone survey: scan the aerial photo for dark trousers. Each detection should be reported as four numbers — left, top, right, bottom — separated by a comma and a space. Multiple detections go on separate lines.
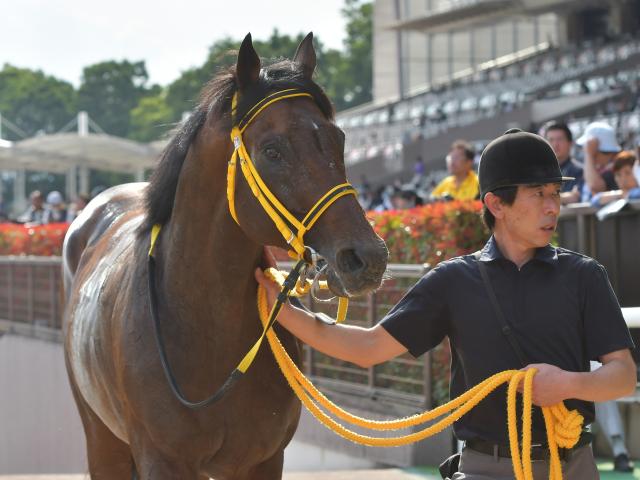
450, 444, 598, 479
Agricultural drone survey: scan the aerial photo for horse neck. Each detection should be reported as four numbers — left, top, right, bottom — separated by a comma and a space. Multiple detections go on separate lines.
158, 130, 262, 327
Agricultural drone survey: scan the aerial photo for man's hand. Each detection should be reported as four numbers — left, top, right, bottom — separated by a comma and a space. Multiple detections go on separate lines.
522, 363, 571, 407
254, 247, 281, 311
584, 137, 600, 161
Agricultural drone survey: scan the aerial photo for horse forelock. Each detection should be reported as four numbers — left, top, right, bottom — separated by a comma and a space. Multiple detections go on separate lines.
140, 58, 334, 235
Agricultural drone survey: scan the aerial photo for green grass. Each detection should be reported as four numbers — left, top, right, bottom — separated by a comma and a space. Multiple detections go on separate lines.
597, 460, 640, 479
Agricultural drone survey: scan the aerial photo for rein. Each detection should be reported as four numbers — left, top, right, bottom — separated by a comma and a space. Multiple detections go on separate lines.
147, 87, 355, 409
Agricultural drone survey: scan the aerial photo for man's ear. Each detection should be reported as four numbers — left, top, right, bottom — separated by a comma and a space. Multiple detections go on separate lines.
484, 191, 504, 220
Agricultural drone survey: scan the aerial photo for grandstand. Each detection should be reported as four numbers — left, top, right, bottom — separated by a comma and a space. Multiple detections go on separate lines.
340, 0, 640, 187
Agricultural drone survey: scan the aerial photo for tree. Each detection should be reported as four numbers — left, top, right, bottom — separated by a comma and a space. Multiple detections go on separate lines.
77, 60, 151, 138
166, 37, 237, 120
0, 64, 77, 140
167, 31, 320, 120
335, 0, 373, 110
130, 93, 174, 142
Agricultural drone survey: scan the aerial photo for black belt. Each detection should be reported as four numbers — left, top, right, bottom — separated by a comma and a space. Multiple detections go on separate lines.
466, 432, 592, 462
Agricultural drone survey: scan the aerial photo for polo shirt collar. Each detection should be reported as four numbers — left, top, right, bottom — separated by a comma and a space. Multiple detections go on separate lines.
478, 235, 558, 266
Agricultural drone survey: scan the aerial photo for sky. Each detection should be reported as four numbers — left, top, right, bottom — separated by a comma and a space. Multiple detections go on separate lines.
1, 0, 348, 87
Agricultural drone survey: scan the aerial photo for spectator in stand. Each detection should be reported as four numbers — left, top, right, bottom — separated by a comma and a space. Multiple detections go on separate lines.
590, 151, 640, 207
391, 184, 422, 210
372, 185, 396, 212
17, 190, 45, 225
430, 140, 479, 201
67, 193, 90, 222
543, 121, 584, 204
576, 122, 621, 202
411, 156, 425, 185
42, 191, 67, 224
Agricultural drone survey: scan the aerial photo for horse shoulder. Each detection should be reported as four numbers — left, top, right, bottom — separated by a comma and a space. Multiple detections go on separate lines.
63, 183, 147, 290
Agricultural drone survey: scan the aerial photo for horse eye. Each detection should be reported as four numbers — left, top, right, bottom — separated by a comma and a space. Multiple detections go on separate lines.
264, 147, 282, 162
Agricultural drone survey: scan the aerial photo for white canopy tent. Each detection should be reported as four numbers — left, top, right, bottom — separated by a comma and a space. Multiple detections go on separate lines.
0, 112, 164, 214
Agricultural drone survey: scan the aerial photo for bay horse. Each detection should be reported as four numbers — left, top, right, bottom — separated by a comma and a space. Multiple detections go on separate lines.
62, 33, 388, 479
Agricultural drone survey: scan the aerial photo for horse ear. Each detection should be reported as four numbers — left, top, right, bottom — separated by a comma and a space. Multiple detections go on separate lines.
293, 32, 316, 79
236, 33, 261, 90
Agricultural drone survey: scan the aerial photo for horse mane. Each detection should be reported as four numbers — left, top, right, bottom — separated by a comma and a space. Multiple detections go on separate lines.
140, 59, 335, 234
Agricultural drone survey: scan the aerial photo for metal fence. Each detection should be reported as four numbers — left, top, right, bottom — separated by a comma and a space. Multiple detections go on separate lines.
0, 256, 444, 409
0, 256, 63, 330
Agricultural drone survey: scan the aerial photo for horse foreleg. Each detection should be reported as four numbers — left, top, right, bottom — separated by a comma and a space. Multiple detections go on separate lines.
69, 381, 134, 479
129, 433, 201, 479
235, 449, 284, 480
131, 453, 201, 480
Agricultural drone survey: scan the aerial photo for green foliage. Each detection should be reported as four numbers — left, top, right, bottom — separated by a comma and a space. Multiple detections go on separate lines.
130, 93, 174, 142
0, 64, 77, 140
166, 2, 373, 118
1, 1, 373, 141
165, 36, 238, 119
336, 0, 373, 109
77, 60, 152, 138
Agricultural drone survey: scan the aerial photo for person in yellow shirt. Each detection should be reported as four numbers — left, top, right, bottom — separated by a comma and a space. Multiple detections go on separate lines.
430, 140, 480, 201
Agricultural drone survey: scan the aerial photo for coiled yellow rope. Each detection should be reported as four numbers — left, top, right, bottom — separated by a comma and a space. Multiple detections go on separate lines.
259, 270, 584, 480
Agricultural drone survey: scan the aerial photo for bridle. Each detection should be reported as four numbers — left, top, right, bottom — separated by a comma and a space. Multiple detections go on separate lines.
227, 87, 357, 260
147, 87, 356, 408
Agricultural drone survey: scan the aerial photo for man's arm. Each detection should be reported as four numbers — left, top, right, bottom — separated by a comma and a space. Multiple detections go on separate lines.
255, 267, 407, 368
560, 187, 580, 205
583, 137, 607, 194
525, 348, 637, 407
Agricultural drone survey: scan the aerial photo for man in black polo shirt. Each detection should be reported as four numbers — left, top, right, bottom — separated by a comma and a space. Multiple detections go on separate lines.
255, 129, 636, 479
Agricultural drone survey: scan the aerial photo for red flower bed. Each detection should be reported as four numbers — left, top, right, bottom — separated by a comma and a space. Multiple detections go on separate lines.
0, 203, 489, 405
0, 223, 71, 256
368, 200, 488, 265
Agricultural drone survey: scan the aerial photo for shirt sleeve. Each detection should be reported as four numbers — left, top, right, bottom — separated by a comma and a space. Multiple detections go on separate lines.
430, 180, 447, 198
379, 265, 450, 358
582, 260, 635, 361
627, 187, 640, 200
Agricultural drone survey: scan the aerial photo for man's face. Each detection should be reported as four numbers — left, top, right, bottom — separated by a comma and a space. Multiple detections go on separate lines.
545, 129, 572, 162
500, 183, 561, 248
446, 147, 471, 175
31, 195, 43, 209
614, 165, 639, 191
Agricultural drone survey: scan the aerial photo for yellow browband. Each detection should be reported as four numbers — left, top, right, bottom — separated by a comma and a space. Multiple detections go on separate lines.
227, 88, 358, 260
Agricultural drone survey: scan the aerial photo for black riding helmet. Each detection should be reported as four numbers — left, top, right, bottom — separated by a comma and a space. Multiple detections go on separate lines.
478, 128, 574, 200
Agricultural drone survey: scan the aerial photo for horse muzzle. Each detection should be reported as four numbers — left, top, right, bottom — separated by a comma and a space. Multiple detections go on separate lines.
323, 241, 388, 298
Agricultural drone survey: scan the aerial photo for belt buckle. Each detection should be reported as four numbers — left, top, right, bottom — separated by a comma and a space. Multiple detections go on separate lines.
530, 443, 548, 463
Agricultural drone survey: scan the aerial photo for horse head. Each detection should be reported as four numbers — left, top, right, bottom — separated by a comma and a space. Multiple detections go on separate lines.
229, 33, 388, 297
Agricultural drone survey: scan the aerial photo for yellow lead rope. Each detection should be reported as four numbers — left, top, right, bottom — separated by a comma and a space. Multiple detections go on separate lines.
258, 275, 584, 480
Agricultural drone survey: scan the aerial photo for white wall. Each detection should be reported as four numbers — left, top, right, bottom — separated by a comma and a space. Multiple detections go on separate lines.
0, 334, 86, 475
0, 333, 376, 475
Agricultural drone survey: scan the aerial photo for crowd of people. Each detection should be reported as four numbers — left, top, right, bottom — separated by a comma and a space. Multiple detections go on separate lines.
357, 119, 640, 221
1, 190, 91, 226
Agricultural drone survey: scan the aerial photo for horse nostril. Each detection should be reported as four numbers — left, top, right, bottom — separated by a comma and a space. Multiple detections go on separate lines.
336, 248, 366, 275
